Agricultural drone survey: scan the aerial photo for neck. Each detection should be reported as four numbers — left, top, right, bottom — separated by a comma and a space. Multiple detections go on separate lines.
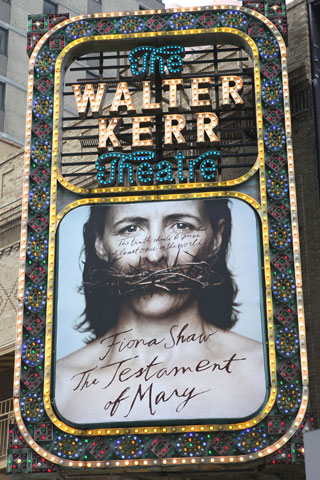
96, 299, 219, 365
95, 293, 221, 364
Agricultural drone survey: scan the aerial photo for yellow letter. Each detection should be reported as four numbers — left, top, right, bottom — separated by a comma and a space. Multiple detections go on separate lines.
191, 77, 211, 109
72, 83, 106, 117
162, 79, 183, 109
110, 82, 136, 114
196, 113, 219, 143
221, 76, 244, 104
98, 117, 121, 148
142, 81, 161, 112
132, 116, 153, 147
164, 114, 186, 145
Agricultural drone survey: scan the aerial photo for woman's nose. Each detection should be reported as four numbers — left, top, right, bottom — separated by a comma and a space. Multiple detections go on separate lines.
143, 228, 168, 266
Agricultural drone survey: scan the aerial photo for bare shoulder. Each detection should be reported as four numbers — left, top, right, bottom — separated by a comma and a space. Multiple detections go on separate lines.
222, 330, 266, 403
222, 330, 264, 356
57, 340, 99, 371
55, 341, 100, 392
228, 331, 266, 390
55, 350, 82, 393
210, 328, 265, 379
54, 342, 100, 414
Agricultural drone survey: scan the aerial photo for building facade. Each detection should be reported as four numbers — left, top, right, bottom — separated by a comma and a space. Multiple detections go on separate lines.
0, 0, 319, 478
0, 0, 164, 157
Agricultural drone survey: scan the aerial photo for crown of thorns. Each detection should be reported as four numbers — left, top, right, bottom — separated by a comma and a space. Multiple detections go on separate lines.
83, 256, 221, 296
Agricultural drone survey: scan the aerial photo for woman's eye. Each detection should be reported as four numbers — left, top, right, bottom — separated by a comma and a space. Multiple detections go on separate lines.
120, 225, 139, 234
175, 222, 192, 230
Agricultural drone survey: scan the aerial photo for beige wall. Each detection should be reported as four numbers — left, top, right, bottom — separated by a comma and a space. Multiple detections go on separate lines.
0, 140, 21, 159
0, 246, 19, 352
0, 150, 23, 352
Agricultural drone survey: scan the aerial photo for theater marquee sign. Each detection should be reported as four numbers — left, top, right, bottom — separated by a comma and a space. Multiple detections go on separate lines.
10, 3, 310, 474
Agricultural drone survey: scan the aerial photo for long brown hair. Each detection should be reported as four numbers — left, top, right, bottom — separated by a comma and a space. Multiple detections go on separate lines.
76, 199, 238, 341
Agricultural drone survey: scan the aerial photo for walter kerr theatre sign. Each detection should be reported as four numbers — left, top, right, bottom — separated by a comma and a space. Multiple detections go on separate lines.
11, 3, 309, 474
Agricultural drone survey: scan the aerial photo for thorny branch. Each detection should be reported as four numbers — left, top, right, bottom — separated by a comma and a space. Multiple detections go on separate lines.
84, 258, 221, 296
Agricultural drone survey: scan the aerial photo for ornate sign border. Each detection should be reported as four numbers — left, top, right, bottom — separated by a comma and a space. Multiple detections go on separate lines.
11, 5, 309, 472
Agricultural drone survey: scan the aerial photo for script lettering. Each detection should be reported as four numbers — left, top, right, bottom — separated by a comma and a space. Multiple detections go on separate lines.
67, 324, 247, 420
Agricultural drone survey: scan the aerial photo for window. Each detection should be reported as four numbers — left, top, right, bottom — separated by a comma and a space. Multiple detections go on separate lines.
43, 0, 58, 14
0, 82, 5, 110
0, 27, 8, 55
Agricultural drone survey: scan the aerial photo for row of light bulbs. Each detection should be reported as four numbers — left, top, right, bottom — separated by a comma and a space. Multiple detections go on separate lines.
72, 76, 244, 118
14, 5, 308, 469
98, 113, 219, 148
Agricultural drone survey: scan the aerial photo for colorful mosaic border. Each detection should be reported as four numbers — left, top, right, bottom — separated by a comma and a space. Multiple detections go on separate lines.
10, 4, 309, 474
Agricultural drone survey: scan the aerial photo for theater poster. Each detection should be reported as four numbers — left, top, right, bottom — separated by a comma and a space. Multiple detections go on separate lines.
11, 3, 310, 475
54, 198, 266, 425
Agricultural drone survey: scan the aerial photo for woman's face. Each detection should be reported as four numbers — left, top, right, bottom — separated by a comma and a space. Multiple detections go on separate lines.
95, 200, 223, 320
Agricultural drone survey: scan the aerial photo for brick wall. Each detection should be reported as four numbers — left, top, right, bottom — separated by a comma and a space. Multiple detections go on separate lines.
0, 150, 23, 352
0, 245, 19, 350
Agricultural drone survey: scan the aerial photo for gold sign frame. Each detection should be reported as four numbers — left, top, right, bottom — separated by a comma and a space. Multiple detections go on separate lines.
13, 5, 308, 470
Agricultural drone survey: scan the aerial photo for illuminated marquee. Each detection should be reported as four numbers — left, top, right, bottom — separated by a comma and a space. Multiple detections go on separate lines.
10, 3, 311, 475
79, 68, 241, 185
